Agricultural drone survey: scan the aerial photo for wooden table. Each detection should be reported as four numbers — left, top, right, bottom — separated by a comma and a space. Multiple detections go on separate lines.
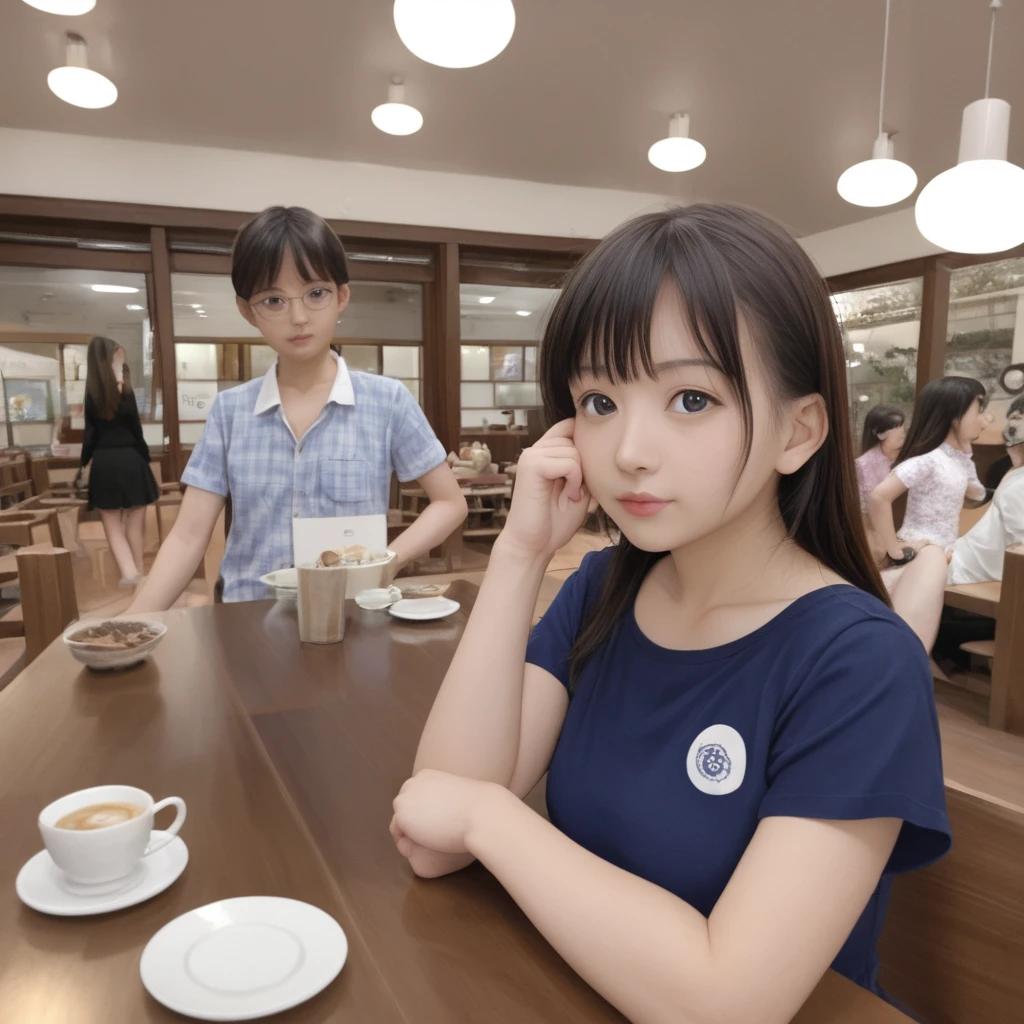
0, 582, 910, 1022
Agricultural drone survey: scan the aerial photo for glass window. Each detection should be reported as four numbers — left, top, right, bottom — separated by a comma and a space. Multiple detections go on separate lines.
0, 266, 159, 446
945, 257, 1024, 429
831, 277, 923, 438
459, 285, 555, 431
382, 345, 419, 378
340, 345, 379, 374
176, 343, 218, 380
461, 383, 494, 408
250, 344, 275, 378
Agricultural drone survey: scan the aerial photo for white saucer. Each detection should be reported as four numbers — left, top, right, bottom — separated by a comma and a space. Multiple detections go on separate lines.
388, 597, 461, 622
140, 896, 347, 1021
15, 830, 188, 916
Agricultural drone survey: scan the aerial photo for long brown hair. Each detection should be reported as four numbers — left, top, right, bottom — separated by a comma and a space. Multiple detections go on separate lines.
539, 204, 887, 689
894, 376, 986, 466
85, 336, 131, 420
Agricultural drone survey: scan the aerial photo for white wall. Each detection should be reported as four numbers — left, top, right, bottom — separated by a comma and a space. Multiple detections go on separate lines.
0, 128, 674, 241
0, 128, 944, 276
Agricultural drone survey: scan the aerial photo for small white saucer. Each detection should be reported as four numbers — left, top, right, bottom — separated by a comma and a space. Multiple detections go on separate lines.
140, 896, 347, 1021
15, 830, 188, 916
388, 597, 461, 622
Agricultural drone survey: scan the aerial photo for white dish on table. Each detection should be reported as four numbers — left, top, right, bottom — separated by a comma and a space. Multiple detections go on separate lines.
388, 597, 461, 622
262, 551, 396, 601
62, 619, 166, 671
140, 896, 347, 1021
16, 830, 187, 916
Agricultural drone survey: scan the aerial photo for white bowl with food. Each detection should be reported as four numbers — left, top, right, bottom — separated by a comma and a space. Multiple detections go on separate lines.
63, 619, 167, 671
263, 549, 396, 601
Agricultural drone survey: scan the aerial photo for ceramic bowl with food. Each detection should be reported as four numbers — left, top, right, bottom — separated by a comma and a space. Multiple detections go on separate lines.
63, 619, 167, 671
263, 551, 396, 601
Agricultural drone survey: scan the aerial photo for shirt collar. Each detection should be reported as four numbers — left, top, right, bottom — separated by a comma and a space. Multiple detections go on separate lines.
253, 350, 355, 415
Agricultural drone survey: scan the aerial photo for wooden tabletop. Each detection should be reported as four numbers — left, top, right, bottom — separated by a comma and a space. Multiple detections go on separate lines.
0, 581, 911, 1023
944, 580, 1002, 617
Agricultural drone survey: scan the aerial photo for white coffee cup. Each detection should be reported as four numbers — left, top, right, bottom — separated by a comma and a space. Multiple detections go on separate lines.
38, 785, 186, 885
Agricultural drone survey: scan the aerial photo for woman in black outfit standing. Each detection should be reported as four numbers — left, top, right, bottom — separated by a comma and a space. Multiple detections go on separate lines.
79, 336, 159, 586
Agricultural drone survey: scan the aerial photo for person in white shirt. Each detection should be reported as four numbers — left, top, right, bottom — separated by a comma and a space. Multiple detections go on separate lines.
948, 396, 1024, 585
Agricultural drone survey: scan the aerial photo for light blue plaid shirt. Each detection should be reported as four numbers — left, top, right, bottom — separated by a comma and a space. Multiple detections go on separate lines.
181, 354, 446, 602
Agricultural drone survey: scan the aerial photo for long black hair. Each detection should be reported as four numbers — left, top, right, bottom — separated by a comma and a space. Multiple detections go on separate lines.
85, 336, 131, 421
860, 404, 905, 455
539, 204, 886, 688
894, 376, 987, 467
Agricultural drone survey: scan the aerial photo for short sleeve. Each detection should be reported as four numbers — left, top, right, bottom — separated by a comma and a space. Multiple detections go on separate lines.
388, 384, 446, 483
892, 454, 931, 491
966, 460, 987, 502
525, 548, 611, 689
759, 619, 951, 875
180, 395, 230, 497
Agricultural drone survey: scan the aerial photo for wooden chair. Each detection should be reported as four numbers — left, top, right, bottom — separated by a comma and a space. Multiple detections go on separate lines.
943, 543, 1024, 733
0, 509, 62, 549
0, 451, 35, 509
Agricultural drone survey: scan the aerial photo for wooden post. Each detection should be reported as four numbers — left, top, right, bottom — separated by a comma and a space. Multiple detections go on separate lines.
915, 256, 952, 395
990, 543, 1024, 733
14, 545, 78, 664
150, 227, 181, 481
423, 242, 460, 453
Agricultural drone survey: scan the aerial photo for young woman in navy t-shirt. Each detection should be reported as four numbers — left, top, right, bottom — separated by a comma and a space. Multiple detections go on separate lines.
392, 205, 950, 1021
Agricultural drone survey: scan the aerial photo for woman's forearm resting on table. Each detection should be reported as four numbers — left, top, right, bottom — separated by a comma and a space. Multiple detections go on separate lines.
128, 486, 224, 612
458, 787, 900, 1024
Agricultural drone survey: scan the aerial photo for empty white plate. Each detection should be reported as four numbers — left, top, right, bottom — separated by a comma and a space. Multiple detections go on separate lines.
140, 896, 347, 1021
388, 597, 461, 622
16, 831, 187, 916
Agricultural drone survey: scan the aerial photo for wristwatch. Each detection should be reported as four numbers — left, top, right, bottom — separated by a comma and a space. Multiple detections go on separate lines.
886, 546, 917, 567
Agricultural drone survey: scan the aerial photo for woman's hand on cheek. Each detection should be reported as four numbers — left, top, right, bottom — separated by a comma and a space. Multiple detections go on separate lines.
500, 418, 592, 560
392, 769, 504, 856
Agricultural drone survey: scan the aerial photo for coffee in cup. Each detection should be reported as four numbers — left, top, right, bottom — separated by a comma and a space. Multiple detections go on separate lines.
55, 802, 144, 831
39, 785, 186, 885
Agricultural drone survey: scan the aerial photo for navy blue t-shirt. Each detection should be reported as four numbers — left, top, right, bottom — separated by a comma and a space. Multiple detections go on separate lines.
526, 547, 951, 998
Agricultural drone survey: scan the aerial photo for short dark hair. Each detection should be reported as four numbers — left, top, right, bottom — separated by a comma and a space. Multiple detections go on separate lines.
860, 404, 905, 455
231, 206, 350, 300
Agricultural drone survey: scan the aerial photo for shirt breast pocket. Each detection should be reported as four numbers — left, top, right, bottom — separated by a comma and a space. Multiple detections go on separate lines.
319, 457, 374, 514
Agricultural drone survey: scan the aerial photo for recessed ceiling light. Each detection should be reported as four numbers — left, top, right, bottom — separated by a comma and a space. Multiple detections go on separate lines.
859, 395, 870, 403
478, 296, 496, 304
90, 284, 138, 294
48, 33, 117, 109
852, 343, 865, 353
190, 304, 203, 309
515, 310, 531, 317
125, 304, 144, 311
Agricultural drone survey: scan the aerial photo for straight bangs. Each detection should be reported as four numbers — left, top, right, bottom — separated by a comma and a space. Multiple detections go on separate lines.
232, 206, 350, 300
541, 216, 755, 458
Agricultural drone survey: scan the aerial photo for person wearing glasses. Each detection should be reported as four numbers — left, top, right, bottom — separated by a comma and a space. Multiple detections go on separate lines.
129, 206, 466, 610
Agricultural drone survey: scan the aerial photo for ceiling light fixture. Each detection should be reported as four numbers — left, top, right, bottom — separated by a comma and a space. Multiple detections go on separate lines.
515, 310, 531, 317
394, 0, 515, 68
90, 284, 137, 294
852, 343, 865, 353
371, 78, 423, 136
23, 0, 95, 12
478, 296, 495, 304
648, 113, 706, 173
48, 33, 117, 109
125, 304, 144, 311
915, 0, 1024, 253
837, 0, 917, 207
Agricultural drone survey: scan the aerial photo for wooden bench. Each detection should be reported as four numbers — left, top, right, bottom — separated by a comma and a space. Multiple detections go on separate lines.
943, 544, 1024, 733
880, 684, 1024, 1024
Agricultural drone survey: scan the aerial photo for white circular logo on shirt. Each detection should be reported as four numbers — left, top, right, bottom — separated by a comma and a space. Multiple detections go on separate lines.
687, 724, 747, 795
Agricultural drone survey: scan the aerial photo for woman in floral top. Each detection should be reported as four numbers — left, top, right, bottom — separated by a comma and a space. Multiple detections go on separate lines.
868, 376, 991, 650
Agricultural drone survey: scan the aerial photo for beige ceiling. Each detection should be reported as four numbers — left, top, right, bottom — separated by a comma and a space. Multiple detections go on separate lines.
1, 0, 1022, 236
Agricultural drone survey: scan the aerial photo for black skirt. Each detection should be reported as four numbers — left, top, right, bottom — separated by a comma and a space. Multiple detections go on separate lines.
87, 447, 160, 511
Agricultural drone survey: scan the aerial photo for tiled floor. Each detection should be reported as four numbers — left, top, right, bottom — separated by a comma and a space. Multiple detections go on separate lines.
0, 516, 613, 685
